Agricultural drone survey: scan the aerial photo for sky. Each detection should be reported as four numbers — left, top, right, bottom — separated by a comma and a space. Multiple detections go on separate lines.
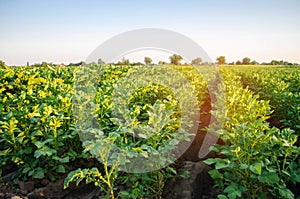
1, 0, 300, 65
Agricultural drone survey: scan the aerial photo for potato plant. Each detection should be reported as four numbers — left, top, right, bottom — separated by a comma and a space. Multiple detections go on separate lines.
231, 66, 300, 135
205, 68, 300, 199
65, 64, 204, 198
0, 65, 86, 181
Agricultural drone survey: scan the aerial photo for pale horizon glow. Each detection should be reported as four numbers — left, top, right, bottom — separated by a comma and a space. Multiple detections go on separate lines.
1, 0, 300, 66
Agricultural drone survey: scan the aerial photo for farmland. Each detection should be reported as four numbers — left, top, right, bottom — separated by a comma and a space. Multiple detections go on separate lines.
0, 64, 300, 198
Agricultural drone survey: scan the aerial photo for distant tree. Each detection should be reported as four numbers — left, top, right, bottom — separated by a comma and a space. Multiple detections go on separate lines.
144, 57, 152, 65
98, 58, 105, 65
251, 60, 258, 65
124, 59, 130, 65
169, 54, 183, 65
158, 61, 167, 65
32, 63, 40, 67
228, 62, 235, 65
0, 60, 6, 68
270, 60, 279, 65
70, 61, 85, 66
242, 57, 251, 65
132, 62, 144, 66
41, 62, 48, 67
273, 60, 291, 66
117, 57, 130, 65
76, 61, 85, 66
191, 57, 202, 66
236, 60, 242, 65
216, 56, 226, 65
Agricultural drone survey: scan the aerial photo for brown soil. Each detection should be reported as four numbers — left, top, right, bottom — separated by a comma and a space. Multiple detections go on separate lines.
1, 161, 217, 199
0, 160, 103, 199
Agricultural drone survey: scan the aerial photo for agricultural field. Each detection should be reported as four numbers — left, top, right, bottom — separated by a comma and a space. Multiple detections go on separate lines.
0, 64, 299, 199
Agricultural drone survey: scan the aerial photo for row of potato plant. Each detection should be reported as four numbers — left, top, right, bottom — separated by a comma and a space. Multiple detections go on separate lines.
0, 65, 87, 181
230, 66, 300, 135
204, 68, 300, 199
64, 64, 210, 198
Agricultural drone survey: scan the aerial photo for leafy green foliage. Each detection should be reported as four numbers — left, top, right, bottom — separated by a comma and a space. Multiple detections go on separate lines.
0, 66, 87, 180
67, 64, 204, 197
64, 137, 119, 199
231, 66, 300, 135
118, 166, 178, 198
205, 68, 300, 199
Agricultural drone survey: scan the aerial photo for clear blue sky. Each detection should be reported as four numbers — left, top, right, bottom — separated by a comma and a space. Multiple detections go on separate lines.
1, 0, 300, 65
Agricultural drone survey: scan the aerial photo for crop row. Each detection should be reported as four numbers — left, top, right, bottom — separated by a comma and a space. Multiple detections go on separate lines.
205, 67, 300, 199
228, 66, 300, 135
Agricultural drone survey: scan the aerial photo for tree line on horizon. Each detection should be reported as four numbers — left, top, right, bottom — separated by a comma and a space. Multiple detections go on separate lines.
100, 55, 299, 66
97, 55, 299, 66
0, 55, 299, 68
216, 56, 298, 66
